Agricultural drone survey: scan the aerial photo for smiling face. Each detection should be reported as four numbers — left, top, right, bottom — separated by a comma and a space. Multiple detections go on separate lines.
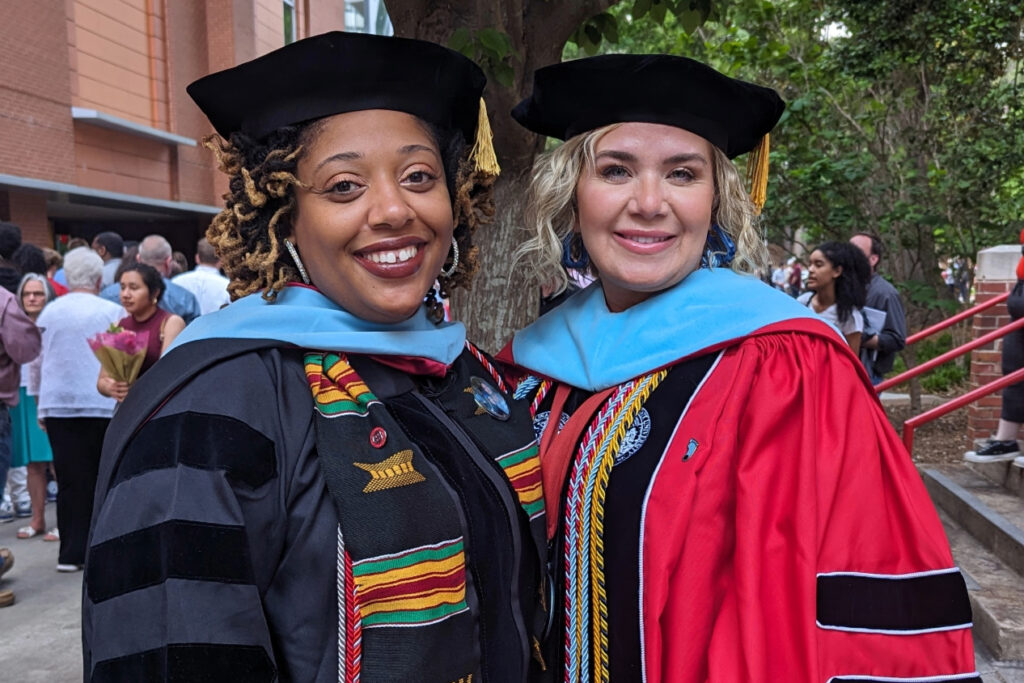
290, 109, 454, 323
20, 279, 47, 317
575, 122, 716, 312
119, 271, 155, 317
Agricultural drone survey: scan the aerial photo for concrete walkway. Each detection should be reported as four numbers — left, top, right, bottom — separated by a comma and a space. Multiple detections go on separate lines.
0, 501, 83, 682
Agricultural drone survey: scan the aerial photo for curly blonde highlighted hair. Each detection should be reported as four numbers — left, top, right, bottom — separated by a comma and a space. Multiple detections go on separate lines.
514, 124, 768, 297
204, 120, 492, 302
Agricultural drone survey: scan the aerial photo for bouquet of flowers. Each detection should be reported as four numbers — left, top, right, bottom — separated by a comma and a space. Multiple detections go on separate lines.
87, 324, 149, 386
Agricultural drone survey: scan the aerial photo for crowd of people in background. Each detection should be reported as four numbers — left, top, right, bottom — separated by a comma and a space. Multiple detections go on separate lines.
0, 221, 230, 606
765, 232, 909, 383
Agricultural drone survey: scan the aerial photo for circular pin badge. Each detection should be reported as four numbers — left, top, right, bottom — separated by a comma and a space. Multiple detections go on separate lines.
470, 376, 510, 421
533, 410, 569, 442
369, 426, 387, 449
614, 408, 651, 465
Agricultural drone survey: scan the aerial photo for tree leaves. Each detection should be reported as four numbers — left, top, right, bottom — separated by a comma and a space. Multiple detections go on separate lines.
447, 27, 473, 56
586, 0, 1023, 319
569, 12, 621, 55
477, 28, 513, 59
446, 26, 518, 87
568, 0, 720, 55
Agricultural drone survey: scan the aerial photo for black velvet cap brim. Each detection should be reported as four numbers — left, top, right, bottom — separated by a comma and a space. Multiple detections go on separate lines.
511, 54, 784, 159
187, 32, 485, 143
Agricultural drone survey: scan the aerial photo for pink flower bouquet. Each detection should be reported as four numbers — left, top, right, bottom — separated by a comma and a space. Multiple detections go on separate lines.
88, 324, 149, 385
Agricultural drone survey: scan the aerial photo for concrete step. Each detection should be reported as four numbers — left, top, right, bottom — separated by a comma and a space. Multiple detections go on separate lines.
966, 456, 1024, 500
923, 465, 1024, 661
878, 391, 945, 408
924, 465, 1024, 576
970, 638, 1024, 679
976, 638, 1024, 682
937, 506, 1024, 661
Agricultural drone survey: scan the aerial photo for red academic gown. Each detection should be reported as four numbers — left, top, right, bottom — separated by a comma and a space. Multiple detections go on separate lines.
504, 317, 977, 682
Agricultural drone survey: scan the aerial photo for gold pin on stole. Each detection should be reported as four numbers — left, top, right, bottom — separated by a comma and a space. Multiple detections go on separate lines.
353, 449, 426, 493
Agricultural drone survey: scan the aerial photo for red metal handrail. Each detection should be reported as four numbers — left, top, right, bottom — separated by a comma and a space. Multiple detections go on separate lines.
883, 288, 1019, 455
905, 291, 1009, 346
903, 366, 1024, 452
876, 314, 1024, 393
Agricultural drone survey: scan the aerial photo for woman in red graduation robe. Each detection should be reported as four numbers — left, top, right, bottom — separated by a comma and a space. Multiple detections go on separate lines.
500, 55, 978, 682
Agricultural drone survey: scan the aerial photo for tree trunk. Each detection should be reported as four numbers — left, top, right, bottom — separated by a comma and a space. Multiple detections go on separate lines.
451, 170, 536, 352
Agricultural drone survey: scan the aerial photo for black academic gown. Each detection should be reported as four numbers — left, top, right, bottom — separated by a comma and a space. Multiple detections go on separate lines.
82, 338, 546, 683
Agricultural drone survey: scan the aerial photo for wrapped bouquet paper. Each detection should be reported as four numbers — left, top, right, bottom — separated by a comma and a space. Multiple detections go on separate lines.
88, 324, 149, 386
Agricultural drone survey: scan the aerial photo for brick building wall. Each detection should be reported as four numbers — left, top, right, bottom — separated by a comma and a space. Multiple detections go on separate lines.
967, 245, 1020, 444
0, 0, 345, 250
171, 0, 218, 206
0, 0, 76, 184
72, 0, 163, 126
255, 0, 285, 56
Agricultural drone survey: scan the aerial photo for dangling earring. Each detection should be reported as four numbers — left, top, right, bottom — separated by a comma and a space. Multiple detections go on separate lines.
283, 238, 311, 285
561, 232, 590, 270
701, 224, 737, 268
425, 284, 445, 324
440, 236, 459, 278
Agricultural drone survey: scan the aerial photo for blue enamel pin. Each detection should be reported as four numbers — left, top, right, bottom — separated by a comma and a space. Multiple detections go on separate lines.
470, 376, 510, 421
683, 439, 699, 461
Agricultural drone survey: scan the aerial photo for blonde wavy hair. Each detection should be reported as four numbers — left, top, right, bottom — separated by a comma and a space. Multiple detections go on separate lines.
515, 124, 768, 296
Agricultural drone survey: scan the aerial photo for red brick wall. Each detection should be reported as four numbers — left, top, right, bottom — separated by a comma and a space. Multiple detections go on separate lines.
9, 193, 53, 247
0, 192, 52, 248
304, 0, 346, 36
73, 125, 173, 198
2, 0, 347, 231
0, 0, 76, 183
968, 278, 1016, 443
71, 0, 159, 126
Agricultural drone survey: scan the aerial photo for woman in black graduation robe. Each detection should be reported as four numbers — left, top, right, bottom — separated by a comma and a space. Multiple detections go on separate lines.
82, 33, 546, 683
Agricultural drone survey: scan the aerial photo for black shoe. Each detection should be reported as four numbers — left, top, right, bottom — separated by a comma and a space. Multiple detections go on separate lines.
964, 439, 1020, 463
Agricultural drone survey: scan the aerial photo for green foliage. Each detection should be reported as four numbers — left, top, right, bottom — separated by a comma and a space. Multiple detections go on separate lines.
888, 332, 969, 393
569, 0, 1024, 325
448, 27, 517, 87
568, 0, 722, 54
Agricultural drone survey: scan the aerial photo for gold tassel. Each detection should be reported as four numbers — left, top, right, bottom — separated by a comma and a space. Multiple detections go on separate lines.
470, 98, 501, 177
745, 133, 771, 214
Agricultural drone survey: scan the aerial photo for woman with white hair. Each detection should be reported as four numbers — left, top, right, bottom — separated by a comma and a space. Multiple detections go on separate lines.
13, 273, 57, 541
32, 247, 123, 572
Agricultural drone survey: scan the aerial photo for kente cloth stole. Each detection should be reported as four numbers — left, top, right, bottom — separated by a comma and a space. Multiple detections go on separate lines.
304, 351, 479, 683
558, 371, 667, 683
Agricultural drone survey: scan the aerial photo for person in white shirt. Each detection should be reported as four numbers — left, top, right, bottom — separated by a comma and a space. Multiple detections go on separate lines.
171, 238, 231, 315
771, 262, 786, 290
33, 248, 123, 572
798, 241, 871, 353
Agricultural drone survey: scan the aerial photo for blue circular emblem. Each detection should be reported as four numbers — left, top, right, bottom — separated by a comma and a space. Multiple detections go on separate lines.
532, 410, 569, 442
614, 408, 651, 465
470, 376, 510, 421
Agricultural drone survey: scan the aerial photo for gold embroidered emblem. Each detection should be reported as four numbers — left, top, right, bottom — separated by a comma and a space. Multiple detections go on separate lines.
451, 676, 472, 683
353, 449, 426, 493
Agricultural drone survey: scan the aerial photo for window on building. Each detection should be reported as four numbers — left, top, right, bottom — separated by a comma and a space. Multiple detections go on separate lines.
345, 0, 367, 32
344, 0, 392, 35
284, 0, 296, 44
374, 0, 393, 35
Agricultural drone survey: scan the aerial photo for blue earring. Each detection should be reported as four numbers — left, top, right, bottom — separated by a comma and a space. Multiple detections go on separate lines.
701, 224, 736, 268
561, 233, 590, 270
